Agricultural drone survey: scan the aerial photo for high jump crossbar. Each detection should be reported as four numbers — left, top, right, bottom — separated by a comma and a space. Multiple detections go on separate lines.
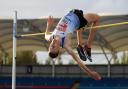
17, 21, 128, 37
85, 21, 128, 29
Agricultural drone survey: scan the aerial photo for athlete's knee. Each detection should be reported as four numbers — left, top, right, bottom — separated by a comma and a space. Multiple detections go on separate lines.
94, 14, 100, 22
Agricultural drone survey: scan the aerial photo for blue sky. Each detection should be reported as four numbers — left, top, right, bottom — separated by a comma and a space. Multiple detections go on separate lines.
0, 0, 128, 18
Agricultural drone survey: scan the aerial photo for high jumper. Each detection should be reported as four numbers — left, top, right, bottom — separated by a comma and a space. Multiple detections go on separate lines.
44, 9, 101, 80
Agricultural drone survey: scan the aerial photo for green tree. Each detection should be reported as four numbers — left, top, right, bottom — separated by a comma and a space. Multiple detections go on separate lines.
115, 51, 128, 64
8, 51, 37, 65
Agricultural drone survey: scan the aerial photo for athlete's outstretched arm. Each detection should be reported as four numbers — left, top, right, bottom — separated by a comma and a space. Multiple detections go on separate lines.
45, 16, 53, 41
64, 35, 101, 80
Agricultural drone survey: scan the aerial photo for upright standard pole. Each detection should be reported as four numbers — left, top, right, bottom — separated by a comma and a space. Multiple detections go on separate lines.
12, 11, 17, 89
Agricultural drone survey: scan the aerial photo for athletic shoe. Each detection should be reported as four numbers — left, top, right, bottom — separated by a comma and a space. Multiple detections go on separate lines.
83, 45, 92, 62
76, 45, 87, 61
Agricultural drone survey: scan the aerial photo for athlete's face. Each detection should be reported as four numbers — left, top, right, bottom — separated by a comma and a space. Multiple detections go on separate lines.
49, 39, 60, 53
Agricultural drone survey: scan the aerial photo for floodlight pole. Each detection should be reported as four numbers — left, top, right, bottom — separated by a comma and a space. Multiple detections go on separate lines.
12, 11, 17, 89
98, 43, 111, 77
51, 59, 55, 77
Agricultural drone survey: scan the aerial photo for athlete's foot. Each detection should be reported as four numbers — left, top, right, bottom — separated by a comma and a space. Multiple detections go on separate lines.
83, 44, 92, 62
76, 45, 87, 61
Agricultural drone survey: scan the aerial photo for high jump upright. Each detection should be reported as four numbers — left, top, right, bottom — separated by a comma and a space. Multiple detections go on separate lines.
12, 11, 17, 89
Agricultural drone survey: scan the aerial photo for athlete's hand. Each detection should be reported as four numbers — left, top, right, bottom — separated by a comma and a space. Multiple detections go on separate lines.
47, 16, 53, 26
90, 71, 101, 80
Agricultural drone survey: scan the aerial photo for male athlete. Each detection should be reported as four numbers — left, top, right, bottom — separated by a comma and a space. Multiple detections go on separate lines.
45, 9, 101, 80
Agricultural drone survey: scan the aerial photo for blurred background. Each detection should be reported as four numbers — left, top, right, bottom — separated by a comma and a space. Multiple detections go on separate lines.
0, 0, 128, 89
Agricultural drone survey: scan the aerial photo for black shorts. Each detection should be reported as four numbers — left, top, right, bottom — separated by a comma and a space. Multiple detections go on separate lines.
70, 9, 88, 29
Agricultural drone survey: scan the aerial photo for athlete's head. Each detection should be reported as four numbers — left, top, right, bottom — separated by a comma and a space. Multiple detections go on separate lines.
48, 38, 60, 58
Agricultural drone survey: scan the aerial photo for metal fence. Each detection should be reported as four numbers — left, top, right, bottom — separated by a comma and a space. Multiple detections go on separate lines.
0, 65, 128, 78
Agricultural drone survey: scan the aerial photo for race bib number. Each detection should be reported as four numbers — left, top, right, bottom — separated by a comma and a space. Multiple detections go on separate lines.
56, 18, 69, 32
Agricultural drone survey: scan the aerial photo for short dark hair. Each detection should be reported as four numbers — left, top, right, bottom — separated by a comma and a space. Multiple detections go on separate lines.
49, 51, 59, 58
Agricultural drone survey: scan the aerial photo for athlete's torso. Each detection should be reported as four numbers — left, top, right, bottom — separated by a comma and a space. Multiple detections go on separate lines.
50, 12, 80, 48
